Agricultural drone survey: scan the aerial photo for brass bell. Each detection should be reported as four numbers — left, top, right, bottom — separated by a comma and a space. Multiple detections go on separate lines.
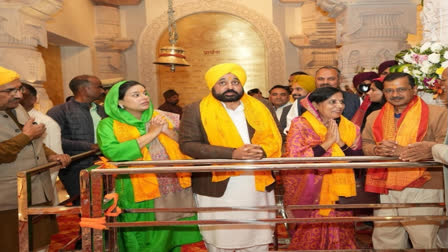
154, 45, 190, 72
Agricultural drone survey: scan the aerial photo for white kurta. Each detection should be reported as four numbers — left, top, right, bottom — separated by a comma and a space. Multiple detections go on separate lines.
29, 108, 63, 154
195, 102, 276, 249
29, 108, 63, 205
284, 99, 298, 134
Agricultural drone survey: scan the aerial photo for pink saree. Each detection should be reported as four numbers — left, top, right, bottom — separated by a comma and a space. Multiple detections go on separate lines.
281, 98, 361, 250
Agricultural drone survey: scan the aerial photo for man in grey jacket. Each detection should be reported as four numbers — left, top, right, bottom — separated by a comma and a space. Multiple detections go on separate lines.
0, 66, 70, 251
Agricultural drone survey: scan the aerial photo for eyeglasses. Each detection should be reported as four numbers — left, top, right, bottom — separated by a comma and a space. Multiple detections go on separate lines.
383, 87, 411, 94
0, 85, 24, 95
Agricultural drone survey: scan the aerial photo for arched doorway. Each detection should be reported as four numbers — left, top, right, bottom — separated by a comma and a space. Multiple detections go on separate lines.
138, 0, 286, 106
156, 12, 268, 106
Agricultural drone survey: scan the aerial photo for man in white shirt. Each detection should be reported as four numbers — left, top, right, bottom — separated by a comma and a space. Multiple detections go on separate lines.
20, 83, 63, 205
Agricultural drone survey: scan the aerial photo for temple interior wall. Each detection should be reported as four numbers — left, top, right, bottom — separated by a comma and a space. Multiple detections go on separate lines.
1, 0, 431, 107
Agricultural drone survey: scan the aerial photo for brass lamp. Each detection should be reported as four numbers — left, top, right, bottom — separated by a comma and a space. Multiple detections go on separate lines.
154, 0, 190, 72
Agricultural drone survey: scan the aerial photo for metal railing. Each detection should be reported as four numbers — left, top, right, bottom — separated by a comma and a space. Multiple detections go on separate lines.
79, 156, 447, 251
17, 150, 98, 252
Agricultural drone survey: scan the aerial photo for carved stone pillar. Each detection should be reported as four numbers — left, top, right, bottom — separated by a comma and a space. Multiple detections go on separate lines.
317, 0, 417, 89
289, 0, 339, 76
421, 0, 448, 44
93, 4, 133, 80
0, 0, 63, 112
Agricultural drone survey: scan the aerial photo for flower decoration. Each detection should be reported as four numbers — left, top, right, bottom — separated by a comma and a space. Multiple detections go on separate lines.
393, 42, 448, 98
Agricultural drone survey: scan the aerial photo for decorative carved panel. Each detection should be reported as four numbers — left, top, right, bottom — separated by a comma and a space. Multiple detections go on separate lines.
338, 0, 416, 88
289, 0, 338, 76
421, 0, 448, 44
0, 0, 63, 112
94, 5, 133, 80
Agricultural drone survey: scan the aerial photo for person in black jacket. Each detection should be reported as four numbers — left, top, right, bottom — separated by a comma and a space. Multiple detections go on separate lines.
47, 75, 106, 205
285, 66, 360, 133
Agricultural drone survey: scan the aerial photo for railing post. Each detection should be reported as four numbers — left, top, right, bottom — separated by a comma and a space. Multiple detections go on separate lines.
80, 169, 92, 251
91, 172, 104, 251
105, 174, 117, 251
17, 171, 30, 252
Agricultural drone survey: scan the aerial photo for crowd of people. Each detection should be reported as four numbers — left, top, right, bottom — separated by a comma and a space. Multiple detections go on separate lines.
0, 60, 447, 251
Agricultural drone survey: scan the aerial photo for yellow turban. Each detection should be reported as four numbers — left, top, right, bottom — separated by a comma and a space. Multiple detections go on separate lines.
292, 75, 316, 92
0, 66, 20, 86
204, 63, 247, 90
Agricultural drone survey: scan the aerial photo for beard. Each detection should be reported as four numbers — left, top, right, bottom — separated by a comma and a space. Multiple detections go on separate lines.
212, 88, 244, 102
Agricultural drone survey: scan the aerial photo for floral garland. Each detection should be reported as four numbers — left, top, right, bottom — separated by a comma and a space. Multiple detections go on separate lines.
393, 42, 448, 97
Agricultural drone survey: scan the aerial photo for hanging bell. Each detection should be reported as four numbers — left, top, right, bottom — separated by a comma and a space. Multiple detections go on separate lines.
154, 45, 190, 72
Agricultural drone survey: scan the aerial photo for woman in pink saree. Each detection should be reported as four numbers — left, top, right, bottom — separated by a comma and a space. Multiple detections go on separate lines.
282, 87, 363, 250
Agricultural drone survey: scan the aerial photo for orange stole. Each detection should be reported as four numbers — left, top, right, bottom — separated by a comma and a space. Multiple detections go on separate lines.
367, 96, 430, 193
113, 114, 191, 202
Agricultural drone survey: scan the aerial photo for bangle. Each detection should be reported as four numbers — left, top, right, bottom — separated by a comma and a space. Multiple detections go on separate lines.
341, 144, 350, 151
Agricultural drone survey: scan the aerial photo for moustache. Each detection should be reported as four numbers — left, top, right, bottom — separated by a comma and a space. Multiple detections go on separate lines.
389, 97, 403, 101
223, 90, 238, 95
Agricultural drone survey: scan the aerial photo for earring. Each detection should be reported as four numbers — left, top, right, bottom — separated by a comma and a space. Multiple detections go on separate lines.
118, 104, 124, 109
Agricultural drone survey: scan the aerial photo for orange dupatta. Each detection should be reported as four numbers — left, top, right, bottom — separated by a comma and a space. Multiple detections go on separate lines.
302, 111, 357, 216
113, 111, 191, 202
365, 96, 431, 193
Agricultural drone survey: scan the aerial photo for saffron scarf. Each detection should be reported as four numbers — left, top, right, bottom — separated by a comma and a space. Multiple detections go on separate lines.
301, 110, 357, 216
201, 63, 282, 191
365, 96, 430, 193
104, 81, 190, 203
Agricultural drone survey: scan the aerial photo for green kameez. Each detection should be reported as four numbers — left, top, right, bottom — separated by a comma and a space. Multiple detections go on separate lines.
97, 81, 202, 251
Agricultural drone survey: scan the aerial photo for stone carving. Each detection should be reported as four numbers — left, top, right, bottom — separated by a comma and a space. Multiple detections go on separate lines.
337, 1, 416, 88
0, 0, 63, 111
94, 5, 133, 80
95, 38, 133, 51
138, 0, 286, 105
421, 0, 440, 43
289, 0, 339, 76
288, 0, 417, 89
302, 0, 416, 88
316, 0, 346, 18
421, 0, 448, 44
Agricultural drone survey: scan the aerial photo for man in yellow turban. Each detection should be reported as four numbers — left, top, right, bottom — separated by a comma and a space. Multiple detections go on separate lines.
290, 74, 316, 100
0, 66, 71, 251
179, 63, 282, 252
284, 66, 360, 134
